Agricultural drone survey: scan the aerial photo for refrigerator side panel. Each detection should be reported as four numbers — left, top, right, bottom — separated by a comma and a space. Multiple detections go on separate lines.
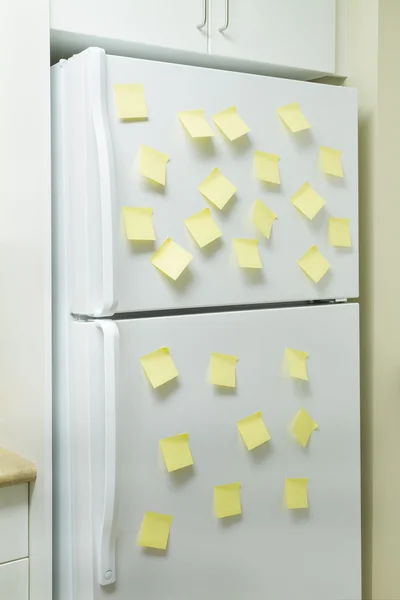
51, 62, 74, 600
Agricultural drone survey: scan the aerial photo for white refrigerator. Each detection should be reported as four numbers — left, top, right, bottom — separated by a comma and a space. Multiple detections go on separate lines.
51, 48, 360, 600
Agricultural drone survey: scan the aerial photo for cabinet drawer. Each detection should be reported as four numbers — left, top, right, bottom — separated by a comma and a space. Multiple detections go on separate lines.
0, 559, 28, 600
0, 484, 28, 564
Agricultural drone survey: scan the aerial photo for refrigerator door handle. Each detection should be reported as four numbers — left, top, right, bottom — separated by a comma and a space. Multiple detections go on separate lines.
96, 320, 119, 586
87, 48, 118, 317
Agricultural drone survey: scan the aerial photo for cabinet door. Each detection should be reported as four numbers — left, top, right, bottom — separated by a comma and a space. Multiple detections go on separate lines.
209, 0, 336, 74
50, 0, 208, 54
0, 559, 28, 600
0, 485, 28, 565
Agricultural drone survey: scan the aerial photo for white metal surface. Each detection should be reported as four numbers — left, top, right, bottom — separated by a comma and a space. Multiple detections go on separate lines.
209, 0, 336, 73
54, 48, 358, 316
50, 0, 208, 55
69, 303, 360, 600
0, 484, 28, 565
0, 559, 29, 600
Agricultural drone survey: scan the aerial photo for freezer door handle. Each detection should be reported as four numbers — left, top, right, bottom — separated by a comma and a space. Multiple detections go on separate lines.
87, 48, 118, 317
96, 320, 119, 586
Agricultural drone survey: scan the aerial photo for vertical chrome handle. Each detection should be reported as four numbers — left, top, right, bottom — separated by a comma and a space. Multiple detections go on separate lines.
219, 0, 230, 32
96, 320, 119, 586
197, 0, 207, 29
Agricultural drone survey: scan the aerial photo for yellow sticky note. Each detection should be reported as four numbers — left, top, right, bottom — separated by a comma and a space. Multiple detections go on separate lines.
122, 207, 155, 241
214, 483, 241, 519
285, 348, 308, 381
138, 512, 172, 550
198, 168, 237, 210
140, 347, 179, 388
113, 83, 148, 120
298, 245, 330, 283
178, 109, 214, 138
291, 183, 325, 220
277, 102, 310, 133
139, 145, 169, 186
328, 218, 351, 248
212, 106, 250, 141
159, 433, 193, 472
254, 151, 280, 184
252, 199, 277, 239
210, 352, 237, 387
320, 146, 343, 178
285, 478, 308, 510
151, 237, 193, 280
185, 208, 222, 248
237, 412, 271, 451
233, 239, 262, 269
292, 408, 317, 447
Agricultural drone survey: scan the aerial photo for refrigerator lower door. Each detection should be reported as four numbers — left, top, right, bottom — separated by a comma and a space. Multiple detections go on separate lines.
68, 303, 360, 600
52, 47, 358, 317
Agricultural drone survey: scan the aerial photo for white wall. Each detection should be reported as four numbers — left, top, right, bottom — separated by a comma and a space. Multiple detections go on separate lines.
347, 1, 400, 598
0, 1, 52, 599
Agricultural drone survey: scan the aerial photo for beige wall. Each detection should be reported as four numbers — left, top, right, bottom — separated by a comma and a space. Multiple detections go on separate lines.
347, 1, 400, 598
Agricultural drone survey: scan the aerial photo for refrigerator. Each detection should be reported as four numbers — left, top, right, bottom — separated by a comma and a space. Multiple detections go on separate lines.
51, 47, 360, 600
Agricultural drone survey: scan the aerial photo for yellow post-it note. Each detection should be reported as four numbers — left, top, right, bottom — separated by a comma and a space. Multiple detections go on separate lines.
285, 348, 309, 381
122, 207, 155, 241
151, 237, 193, 280
291, 408, 317, 447
113, 84, 148, 120
159, 433, 193, 472
214, 483, 241, 519
198, 168, 237, 210
320, 146, 343, 178
210, 352, 237, 387
139, 145, 169, 186
298, 245, 330, 283
252, 199, 277, 239
285, 478, 308, 510
254, 151, 280, 184
328, 218, 351, 248
185, 208, 222, 248
178, 109, 214, 138
291, 183, 325, 220
140, 347, 179, 388
138, 512, 173, 550
233, 239, 262, 269
212, 106, 250, 141
277, 102, 310, 133
237, 412, 271, 451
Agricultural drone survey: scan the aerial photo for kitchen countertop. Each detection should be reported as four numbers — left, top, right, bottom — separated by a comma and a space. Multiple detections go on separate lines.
0, 448, 37, 487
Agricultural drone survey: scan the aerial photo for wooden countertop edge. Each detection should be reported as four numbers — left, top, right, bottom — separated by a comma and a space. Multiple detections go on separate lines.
0, 447, 37, 488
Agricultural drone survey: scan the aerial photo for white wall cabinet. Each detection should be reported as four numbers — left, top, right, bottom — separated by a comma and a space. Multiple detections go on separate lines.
209, 0, 337, 74
50, 0, 208, 55
50, 0, 341, 77
0, 559, 29, 600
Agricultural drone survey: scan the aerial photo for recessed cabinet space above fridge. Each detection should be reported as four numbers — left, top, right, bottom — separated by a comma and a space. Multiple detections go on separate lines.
50, 0, 341, 80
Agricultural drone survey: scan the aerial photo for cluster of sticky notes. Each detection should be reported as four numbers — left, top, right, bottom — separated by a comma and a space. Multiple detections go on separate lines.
114, 84, 351, 285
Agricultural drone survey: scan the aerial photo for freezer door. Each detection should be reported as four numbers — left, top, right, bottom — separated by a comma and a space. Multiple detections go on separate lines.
68, 304, 360, 600
53, 48, 358, 317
